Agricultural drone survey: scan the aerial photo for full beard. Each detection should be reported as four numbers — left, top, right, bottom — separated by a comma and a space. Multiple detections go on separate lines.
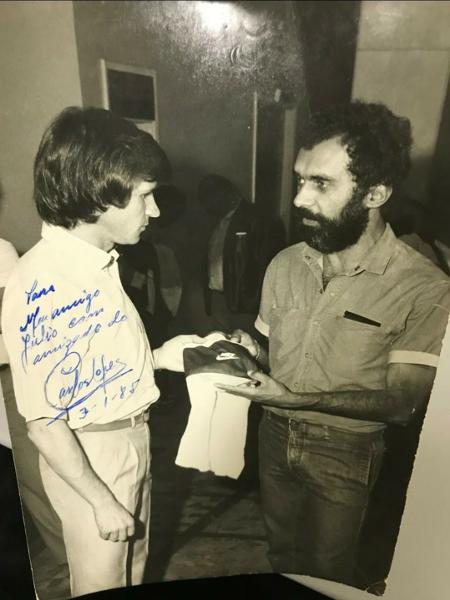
293, 189, 369, 254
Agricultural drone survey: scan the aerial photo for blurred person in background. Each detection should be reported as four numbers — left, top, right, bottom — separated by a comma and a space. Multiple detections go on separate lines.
199, 174, 285, 334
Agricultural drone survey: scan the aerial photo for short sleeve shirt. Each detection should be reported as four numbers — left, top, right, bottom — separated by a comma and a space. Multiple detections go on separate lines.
255, 225, 450, 432
0, 238, 19, 364
2, 224, 159, 429
0, 239, 19, 287
0, 238, 19, 447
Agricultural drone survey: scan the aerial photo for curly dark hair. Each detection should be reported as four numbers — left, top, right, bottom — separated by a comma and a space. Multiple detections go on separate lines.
302, 101, 412, 193
34, 106, 171, 229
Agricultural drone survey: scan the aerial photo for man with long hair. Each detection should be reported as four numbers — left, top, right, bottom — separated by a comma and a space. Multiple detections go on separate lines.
2, 107, 201, 597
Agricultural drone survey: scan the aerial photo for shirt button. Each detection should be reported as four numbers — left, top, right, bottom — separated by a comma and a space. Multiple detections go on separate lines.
305, 352, 311, 359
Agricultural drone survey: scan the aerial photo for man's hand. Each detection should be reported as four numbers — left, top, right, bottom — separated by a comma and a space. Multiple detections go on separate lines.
227, 329, 260, 359
153, 334, 204, 371
27, 419, 141, 543
216, 370, 296, 407
93, 499, 136, 542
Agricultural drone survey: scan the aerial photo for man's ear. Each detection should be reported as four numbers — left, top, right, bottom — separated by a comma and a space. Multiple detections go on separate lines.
363, 184, 393, 209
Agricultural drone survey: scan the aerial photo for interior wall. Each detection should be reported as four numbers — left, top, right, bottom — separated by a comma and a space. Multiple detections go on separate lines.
352, 1, 450, 208
294, 0, 361, 115
0, 1, 82, 254
430, 76, 450, 246
72, 1, 307, 207
72, 1, 310, 334
286, 0, 361, 243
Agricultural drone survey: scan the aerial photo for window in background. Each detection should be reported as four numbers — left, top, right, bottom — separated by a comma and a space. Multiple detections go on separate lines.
100, 59, 158, 139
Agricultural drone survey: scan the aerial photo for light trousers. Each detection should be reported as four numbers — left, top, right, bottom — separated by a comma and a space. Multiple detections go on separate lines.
40, 421, 151, 597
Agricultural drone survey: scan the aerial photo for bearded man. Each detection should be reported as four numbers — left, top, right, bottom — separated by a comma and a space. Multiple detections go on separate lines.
217, 102, 450, 588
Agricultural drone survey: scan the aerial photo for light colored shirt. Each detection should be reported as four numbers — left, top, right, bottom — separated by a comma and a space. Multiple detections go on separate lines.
399, 233, 440, 266
435, 239, 450, 271
255, 224, 450, 432
0, 238, 19, 448
208, 208, 236, 292
0, 238, 19, 287
0, 238, 19, 364
2, 223, 159, 429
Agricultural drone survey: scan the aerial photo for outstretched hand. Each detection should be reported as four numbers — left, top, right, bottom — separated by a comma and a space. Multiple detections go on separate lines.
216, 370, 295, 407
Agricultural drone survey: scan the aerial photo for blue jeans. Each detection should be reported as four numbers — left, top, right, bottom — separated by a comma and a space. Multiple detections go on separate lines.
258, 410, 385, 585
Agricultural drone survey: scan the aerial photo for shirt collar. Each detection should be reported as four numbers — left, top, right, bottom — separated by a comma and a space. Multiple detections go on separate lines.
41, 222, 119, 270
301, 224, 397, 276
358, 224, 397, 274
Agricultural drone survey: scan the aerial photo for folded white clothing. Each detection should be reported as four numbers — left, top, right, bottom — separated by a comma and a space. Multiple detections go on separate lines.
175, 335, 257, 479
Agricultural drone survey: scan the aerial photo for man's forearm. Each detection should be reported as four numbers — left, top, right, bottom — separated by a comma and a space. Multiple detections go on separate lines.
28, 419, 116, 509
267, 388, 413, 426
230, 362, 435, 427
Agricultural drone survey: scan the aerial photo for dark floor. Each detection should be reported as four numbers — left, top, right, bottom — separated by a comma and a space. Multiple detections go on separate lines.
0, 373, 273, 600
0, 371, 422, 599
146, 372, 272, 583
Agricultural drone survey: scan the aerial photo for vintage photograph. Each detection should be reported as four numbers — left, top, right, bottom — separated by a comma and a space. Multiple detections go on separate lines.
0, 2, 449, 599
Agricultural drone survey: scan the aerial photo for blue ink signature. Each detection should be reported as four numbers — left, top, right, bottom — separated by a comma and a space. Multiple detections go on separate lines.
21, 323, 58, 370
68, 307, 104, 329
107, 310, 128, 327
19, 288, 101, 334
44, 351, 132, 424
51, 288, 100, 320
20, 305, 46, 335
26, 280, 55, 305
21, 321, 103, 371
80, 377, 141, 417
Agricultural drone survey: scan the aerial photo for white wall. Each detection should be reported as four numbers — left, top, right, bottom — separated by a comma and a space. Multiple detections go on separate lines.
0, 1, 82, 254
352, 1, 450, 203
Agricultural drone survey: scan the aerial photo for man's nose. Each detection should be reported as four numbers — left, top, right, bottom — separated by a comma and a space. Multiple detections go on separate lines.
145, 194, 160, 218
293, 182, 315, 209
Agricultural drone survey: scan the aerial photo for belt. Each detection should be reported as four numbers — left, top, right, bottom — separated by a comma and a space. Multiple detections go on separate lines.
75, 411, 149, 434
264, 410, 384, 438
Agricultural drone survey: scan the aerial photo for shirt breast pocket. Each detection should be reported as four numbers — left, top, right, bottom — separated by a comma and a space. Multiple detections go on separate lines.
328, 316, 393, 380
